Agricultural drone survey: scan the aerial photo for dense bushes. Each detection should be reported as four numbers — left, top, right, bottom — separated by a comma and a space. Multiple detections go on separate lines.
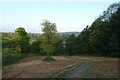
2, 53, 27, 66
30, 40, 41, 53
2, 27, 30, 66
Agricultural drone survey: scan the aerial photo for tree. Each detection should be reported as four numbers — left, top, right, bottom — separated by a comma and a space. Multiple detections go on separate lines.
40, 20, 58, 61
66, 34, 76, 55
88, 3, 120, 57
15, 27, 30, 53
108, 8, 120, 57
2, 32, 21, 54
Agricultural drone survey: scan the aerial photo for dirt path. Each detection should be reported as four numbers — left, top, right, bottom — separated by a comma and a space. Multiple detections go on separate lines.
67, 61, 90, 78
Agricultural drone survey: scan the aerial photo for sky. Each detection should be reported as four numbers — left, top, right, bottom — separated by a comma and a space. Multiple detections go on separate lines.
1, 1, 119, 33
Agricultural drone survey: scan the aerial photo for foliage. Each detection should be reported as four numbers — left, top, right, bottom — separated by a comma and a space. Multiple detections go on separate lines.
2, 33, 21, 54
15, 27, 30, 53
2, 28, 30, 66
56, 39, 64, 55
2, 48, 12, 54
40, 20, 58, 54
66, 34, 77, 55
40, 20, 59, 61
30, 40, 41, 53
88, 4, 120, 57
2, 53, 26, 66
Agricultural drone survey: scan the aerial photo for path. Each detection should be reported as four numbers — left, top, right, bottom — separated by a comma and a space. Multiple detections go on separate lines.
67, 61, 90, 78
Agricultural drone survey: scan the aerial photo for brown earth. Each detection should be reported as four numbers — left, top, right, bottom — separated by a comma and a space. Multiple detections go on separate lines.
67, 61, 89, 78
2, 56, 76, 78
68, 56, 119, 78
91, 61, 119, 78
2, 56, 119, 78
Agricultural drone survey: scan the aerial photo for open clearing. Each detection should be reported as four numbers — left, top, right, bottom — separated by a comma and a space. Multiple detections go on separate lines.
2, 56, 76, 78
2, 56, 119, 78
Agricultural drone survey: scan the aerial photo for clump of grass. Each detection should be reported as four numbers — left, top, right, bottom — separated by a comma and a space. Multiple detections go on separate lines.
43, 56, 55, 62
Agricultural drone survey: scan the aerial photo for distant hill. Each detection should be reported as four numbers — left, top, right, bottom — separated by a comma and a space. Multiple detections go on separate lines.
2, 31, 80, 36
59, 32, 80, 36
28, 32, 80, 36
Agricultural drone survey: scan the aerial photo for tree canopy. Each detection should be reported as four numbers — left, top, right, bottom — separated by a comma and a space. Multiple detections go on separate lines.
15, 27, 30, 53
40, 20, 59, 61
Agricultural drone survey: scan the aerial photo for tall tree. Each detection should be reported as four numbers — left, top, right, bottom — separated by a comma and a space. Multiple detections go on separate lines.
66, 34, 76, 55
89, 3, 120, 57
40, 20, 58, 61
15, 27, 30, 53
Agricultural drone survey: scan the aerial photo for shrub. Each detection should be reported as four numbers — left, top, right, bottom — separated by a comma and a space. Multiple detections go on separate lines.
13, 45, 21, 54
30, 40, 41, 53
2, 53, 26, 66
2, 48, 12, 54
43, 56, 55, 62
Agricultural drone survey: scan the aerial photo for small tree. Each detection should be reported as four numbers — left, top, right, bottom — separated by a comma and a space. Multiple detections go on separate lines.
15, 27, 30, 53
40, 20, 58, 61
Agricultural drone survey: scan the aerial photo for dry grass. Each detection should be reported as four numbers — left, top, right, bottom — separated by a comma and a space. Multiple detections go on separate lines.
68, 56, 119, 78
68, 56, 118, 61
2, 56, 119, 78
91, 61, 119, 78
2, 56, 76, 78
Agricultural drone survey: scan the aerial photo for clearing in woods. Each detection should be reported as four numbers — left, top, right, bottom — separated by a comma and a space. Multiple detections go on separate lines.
2, 56, 119, 78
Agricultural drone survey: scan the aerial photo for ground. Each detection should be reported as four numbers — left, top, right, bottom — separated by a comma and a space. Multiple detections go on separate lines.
68, 56, 119, 78
2, 56, 119, 78
2, 56, 76, 78
91, 60, 118, 78
67, 61, 90, 78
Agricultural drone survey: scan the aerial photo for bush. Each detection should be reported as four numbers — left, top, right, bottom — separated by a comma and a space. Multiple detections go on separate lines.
2, 53, 27, 66
13, 45, 21, 54
43, 56, 55, 62
30, 40, 41, 53
2, 48, 12, 54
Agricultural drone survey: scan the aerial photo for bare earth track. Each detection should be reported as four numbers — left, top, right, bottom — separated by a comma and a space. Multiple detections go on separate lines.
67, 61, 90, 78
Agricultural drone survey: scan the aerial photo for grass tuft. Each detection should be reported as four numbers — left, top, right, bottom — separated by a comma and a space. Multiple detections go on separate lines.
43, 56, 55, 62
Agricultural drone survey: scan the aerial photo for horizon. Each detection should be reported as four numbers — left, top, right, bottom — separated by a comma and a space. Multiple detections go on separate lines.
1, 31, 80, 34
1, 1, 119, 33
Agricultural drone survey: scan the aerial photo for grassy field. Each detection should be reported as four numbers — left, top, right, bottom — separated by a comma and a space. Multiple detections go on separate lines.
2, 56, 119, 78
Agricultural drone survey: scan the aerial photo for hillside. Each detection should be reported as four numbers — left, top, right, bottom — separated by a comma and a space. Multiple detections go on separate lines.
59, 32, 80, 36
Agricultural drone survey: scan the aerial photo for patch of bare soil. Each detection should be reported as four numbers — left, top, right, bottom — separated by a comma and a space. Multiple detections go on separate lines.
67, 61, 89, 78
2, 56, 76, 78
91, 60, 119, 78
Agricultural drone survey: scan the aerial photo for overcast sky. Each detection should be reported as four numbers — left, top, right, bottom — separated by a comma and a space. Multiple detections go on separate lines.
1, 0, 119, 33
